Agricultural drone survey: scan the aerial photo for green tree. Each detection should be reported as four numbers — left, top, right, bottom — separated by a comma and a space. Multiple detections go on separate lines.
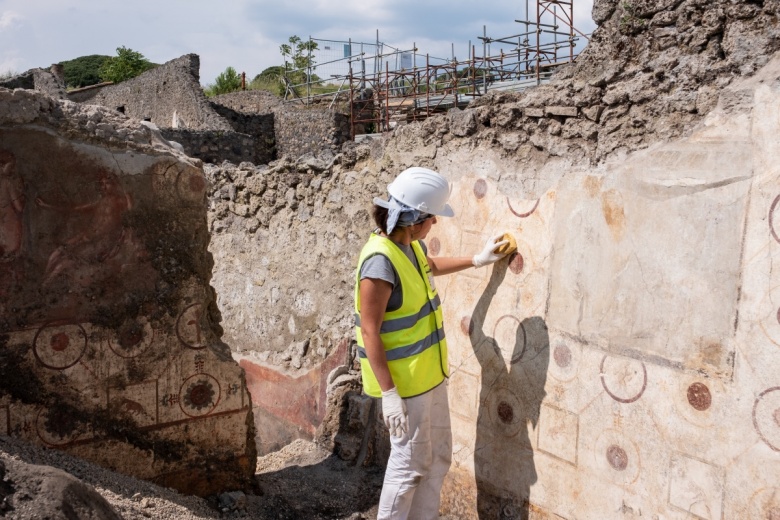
204, 66, 243, 97
99, 46, 156, 83
247, 66, 285, 94
61, 54, 111, 88
279, 35, 319, 96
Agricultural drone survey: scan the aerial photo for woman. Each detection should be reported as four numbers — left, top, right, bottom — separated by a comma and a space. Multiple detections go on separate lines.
354, 166, 509, 519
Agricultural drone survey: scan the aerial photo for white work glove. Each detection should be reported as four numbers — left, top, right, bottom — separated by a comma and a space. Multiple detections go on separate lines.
381, 387, 408, 438
472, 233, 510, 268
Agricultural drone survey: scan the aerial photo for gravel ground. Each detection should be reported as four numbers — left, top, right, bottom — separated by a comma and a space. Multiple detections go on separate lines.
0, 436, 384, 519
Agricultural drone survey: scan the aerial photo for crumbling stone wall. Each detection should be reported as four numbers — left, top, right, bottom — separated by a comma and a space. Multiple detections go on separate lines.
204, 146, 386, 453
0, 87, 255, 497
0, 67, 67, 100
160, 128, 267, 166
209, 94, 276, 165
66, 82, 113, 103
394, 0, 780, 175
273, 107, 351, 160
83, 54, 231, 131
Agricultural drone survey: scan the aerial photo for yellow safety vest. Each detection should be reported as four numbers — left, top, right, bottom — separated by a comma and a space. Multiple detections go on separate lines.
354, 233, 449, 398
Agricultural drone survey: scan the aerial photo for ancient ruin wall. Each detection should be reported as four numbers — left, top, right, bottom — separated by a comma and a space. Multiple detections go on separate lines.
160, 127, 267, 167
83, 54, 231, 132
209, 94, 276, 165
0, 67, 67, 100
0, 88, 255, 496
204, 148, 387, 453
361, 1, 780, 517
202, 0, 780, 515
273, 107, 351, 160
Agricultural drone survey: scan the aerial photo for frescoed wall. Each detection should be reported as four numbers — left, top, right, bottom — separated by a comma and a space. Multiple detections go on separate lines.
0, 89, 255, 496
398, 55, 780, 520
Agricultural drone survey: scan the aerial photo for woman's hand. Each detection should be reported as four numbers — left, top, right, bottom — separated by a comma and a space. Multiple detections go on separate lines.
381, 387, 408, 437
472, 233, 510, 267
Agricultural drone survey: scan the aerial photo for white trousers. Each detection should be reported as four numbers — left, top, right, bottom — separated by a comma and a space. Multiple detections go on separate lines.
378, 381, 452, 520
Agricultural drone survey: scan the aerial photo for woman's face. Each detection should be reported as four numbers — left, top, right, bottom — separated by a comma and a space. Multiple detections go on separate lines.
411, 215, 437, 240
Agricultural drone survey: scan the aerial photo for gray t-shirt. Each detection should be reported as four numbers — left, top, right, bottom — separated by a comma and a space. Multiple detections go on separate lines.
360, 239, 428, 312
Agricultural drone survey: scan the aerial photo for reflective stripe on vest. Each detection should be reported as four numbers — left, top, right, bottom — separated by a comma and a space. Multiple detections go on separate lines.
354, 234, 449, 398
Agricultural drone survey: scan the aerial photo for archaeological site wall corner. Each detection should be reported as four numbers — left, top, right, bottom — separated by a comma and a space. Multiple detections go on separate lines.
0, 87, 256, 497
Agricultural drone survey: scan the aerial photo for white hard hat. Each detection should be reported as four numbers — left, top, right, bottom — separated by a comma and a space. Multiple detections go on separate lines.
383, 167, 455, 217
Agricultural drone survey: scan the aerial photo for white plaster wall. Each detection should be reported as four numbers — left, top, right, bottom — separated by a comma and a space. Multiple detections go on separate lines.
422, 57, 780, 519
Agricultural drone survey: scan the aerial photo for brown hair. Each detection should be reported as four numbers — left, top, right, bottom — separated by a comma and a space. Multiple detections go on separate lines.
372, 204, 389, 234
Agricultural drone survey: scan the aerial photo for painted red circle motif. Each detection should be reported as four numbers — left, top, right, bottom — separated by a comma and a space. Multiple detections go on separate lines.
553, 344, 572, 368
33, 323, 88, 370
769, 194, 780, 244
509, 253, 524, 274
176, 168, 207, 202
460, 316, 473, 336
50, 333, 70, 352
109, 319, 154, 359
606, 445, 628, 471
36, 408, 88, 447
473, 179, 487, 199
179, 373, 221, 417
507, 197, 540, 218
486, 386, 524, 437
188, 174, 206, 192
118, 324, 144, 348
600, 355, 647, 404
187, 382, 214, 408
687, 382, 712, 411
497, 401, 514, 424
753, 387, 780, 451
492, 315, 527, 364
429, 237, 441, 256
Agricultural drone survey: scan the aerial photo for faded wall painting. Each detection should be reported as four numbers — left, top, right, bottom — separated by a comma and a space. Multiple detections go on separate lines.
423, 72, 780, 519
0, 125, 254, 496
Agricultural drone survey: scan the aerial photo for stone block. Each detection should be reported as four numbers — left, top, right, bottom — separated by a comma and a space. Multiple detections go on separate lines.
544, 106, 579, 118
524, 107, 544, 118
581, 105, 606, 122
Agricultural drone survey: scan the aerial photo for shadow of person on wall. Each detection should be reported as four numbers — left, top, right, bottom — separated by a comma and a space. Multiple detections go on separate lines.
468, 256, 550, 520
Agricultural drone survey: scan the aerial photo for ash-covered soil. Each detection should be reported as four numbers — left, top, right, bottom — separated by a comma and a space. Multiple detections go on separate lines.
0, 436, 384, 519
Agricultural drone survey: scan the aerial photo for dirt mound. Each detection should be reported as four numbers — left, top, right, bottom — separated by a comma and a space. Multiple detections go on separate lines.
0, 435, 384, 519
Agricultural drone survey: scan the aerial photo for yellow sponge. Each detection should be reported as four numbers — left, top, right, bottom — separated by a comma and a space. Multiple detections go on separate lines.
493, 233, 517, 255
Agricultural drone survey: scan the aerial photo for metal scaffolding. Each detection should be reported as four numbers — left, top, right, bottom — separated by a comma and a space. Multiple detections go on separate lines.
281, 0, 590, 138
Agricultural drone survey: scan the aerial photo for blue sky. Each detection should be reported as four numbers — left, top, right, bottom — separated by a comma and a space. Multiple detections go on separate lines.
0, 0, 595, 85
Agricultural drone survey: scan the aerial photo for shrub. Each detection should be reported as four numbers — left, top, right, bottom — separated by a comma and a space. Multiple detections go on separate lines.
99, 46, 156, 83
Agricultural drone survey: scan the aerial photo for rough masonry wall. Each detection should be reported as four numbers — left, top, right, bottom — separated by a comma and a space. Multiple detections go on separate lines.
204, 147, 387, 453
0, 88, 255, 497
84, 54, 231, 132
210, 93, 276, 165
273, 107, 351, 160
160, 127, 266, 167
0, 67, 67, 100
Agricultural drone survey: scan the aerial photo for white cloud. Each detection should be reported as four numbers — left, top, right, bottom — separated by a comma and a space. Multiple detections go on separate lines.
0, 0, 596, 84
0, 11, 23, 29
